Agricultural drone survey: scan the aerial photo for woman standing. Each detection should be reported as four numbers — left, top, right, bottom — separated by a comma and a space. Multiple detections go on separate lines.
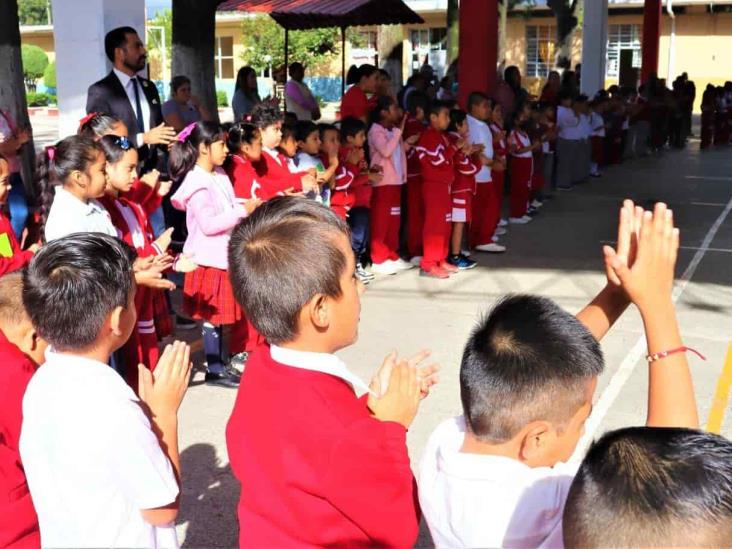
162, 76, 213, 133
232, 67, 262, 122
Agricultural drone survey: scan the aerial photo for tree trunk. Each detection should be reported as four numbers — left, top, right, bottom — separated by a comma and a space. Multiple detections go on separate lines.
378, 24, 404, 92
172, 0, 223, 122
0, 0, 35, 196
446, 0, 459, 67
498, 0, 509, 69
547, 0, 579, 69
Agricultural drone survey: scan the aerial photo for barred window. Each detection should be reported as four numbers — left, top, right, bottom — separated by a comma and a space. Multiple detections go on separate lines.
526, 25, 556, 78
606, 24, 642, 77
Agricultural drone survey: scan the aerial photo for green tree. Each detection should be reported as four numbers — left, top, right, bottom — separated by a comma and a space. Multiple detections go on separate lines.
43, 61, 55, 88
17, 0, 51, 25
20, 44, 48, 91
240, 15, 343, 74
148, 8, 172, 67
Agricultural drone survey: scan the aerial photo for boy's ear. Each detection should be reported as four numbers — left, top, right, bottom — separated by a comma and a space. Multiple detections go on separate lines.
518, 421, 552, 463
109, 305, 126, 337
306, 294, 330, 331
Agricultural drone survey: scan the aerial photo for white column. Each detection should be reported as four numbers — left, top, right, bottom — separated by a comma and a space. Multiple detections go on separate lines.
51, 0, 145, 138
580, 0, 608, 98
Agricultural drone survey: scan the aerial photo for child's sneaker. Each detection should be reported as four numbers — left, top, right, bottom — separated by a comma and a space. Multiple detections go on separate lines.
370, 261, 398, 275
391, 258, 415, 271
447, 254, 477, 270
409, 255, 423, 267
420, 265, 451, 279
439, 261, 460, 273
229, 352, 249, 374
461, 249, 472, 257
355, 263, 375, 281
475, 242, 507, 253
509, 215, 533, 224
498, 218, 509, 227
531, 199, 544, 208
494, 227, 508, 236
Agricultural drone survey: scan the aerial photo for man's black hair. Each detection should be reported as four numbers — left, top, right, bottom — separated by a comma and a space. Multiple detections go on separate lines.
564, 427, 732, 548
406, 90, 430, 117
228, 197, 349, 345
23, 233, 136, 351
104, 26, 138, 63
460, 295, 604, 442
340, 117, 367, 141
295, 120, 319, 143
428, 99, 451, 118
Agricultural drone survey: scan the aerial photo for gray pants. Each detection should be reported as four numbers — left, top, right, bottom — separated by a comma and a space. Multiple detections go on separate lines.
556, 137, 578, 188
576, 139, 591, 183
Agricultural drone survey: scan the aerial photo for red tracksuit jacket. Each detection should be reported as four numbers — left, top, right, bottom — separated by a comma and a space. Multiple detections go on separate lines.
338, 146, 371, 208
321, 153, 358, 215
0, 211, 33, 277
404, 117, 425, 181
226, 154, 261, 200
416, 127, 457, 186
448, 132, 478, 194
226, 345, 420, 548
252, 150, 304, 199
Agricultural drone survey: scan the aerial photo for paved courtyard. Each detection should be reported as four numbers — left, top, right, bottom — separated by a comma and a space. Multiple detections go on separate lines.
27, 116, 732, 546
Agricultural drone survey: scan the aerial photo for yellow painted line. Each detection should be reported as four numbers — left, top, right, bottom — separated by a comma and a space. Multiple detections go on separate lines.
706, 343, 732, 434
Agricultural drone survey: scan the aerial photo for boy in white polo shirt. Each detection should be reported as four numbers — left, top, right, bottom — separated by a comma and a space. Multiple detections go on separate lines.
19, 233, 192, 548
419, 200, 700, 548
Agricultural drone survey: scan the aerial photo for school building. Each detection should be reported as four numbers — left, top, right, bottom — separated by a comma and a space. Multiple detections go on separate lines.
20, 0, 732, 111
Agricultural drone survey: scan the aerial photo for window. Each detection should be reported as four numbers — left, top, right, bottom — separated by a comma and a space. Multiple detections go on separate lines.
525, 25, 555, 78
411, 27, 447, 70
359, 30, 377, 50
606, 24, 641, 78
215, 36, 234, 79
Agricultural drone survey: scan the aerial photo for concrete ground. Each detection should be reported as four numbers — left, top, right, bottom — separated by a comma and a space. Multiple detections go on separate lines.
27, 114, 732, 546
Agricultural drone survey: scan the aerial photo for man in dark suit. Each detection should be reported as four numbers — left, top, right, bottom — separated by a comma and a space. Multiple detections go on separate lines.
86, 26, 176, 170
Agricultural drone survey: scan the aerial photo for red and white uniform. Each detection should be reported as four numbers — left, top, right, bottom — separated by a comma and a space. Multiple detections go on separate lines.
416, 127, 456, 270
339, 146, 371, 209
252, 148, 305, 200
322, 153, 357, 220
0, 211, 33, 277
508, 128, 534, 219
448, 132, 478, 224
404, 117, 425, 257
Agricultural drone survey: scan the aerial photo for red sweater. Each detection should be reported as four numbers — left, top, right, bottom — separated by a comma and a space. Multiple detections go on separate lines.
0, 212, 33, 277
415, 127, 456, 184
252, 150, 304, 200
338, 146, 371, 208
404, 117, 425, 180
340, 86, 376, 121
226, 345, 419, 548
448, 132, 478, 194
0, 330, 40, 548
226, 154, 260, 200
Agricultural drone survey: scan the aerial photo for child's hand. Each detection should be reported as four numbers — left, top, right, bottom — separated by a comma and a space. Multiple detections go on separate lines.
138, 341, 192, 417
346, 148, 362, 165
153, 227, 174, 253
243, 197, 262, 214
28, 242, 41, 253
369, 350, 440, 399
135, 268, 176, 290
368, 360, 421, 429
406, 134, 420, 146
400, 114, 408, 132
174, 254, 198, 273
604, 202, 679, 312
157, 179, 173, 197
282, 187, 305, 197
301, 173, 318, 193
140, 169, 161, 189
604, 199, 643, 288
368, 171, 383, 184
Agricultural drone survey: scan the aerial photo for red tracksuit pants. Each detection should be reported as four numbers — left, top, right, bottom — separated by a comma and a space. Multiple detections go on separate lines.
406, 175, 424, 258
470, 182, 495, 248
509, 156, 533, 219
370, 185, 402, 264
421, 179, 452, 270
230, 316, 265, 355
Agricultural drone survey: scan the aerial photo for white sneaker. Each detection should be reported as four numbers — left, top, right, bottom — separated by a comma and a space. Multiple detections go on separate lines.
409, 256, 423, 267
531, 199, 543, 208
475, 243, 507, 253
461, 249, 472, 257
494, 227, 508, 236
492, 235, 500, 243
509, 216, 532, 224
498, 218, 509, 227
392, 258, 415, 271
370, 261, 398, 275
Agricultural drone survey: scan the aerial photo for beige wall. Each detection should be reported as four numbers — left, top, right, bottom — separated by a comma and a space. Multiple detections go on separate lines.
20, 30, 56, 63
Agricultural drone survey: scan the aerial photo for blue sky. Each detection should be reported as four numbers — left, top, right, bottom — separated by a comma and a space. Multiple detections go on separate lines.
146, 0, 171, 17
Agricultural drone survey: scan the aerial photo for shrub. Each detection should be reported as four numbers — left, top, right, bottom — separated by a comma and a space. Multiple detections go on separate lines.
21, 44, 49, 90
26, 92, 56, 107
43, 62, 56, 89
216, 90, 229, 107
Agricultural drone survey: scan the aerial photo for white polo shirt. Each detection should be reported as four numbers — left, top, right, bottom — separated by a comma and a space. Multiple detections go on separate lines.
557, 105, 584, 141
467, 114, 493, 183
20, 350, 179, 548
419, 416, 577, 549
44, 187, 117, 243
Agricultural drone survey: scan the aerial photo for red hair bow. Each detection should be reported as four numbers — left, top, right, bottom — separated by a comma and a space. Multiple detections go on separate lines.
78, 112, 98, 129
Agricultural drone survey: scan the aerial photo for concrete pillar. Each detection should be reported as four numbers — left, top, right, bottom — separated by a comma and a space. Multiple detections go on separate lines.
51, 0, 145, 137
458, 0, 498, 108
641, 0, 662, 84
580, 0, 608, 98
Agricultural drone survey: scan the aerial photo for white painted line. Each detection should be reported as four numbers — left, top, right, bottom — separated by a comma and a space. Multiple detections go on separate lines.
691, 202, 726, 207
579, 193, 732, 454
685, 175, 732, 181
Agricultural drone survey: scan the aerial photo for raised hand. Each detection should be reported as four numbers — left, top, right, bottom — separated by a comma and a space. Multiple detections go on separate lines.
368, 361, 421, 429
138, 341, 192, 417
174, 254, 198, 273
144, 123, 177, 146
157, 179, 173, 197
153, 227, 174, 253
140, 169, 161, 189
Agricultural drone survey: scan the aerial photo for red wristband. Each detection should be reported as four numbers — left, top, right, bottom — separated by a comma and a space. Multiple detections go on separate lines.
646, 346, 706, 364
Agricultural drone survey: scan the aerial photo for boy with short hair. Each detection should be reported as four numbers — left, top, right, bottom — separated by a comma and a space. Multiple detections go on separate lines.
416, 100, 460, 278
294, 120, 338, 205
0, 273, 47, 548
563, 427, 732, 548
318, 123, 357, 220
419, 200, 699, 547
226, 197, 438, 547
19, 233, 192, 547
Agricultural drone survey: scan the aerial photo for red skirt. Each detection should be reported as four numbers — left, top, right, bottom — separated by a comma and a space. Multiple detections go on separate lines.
183, 266, 242, 326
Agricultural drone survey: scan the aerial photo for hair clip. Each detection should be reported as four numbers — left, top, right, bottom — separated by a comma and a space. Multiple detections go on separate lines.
45, 145, 56, 162
178, 122, 197, 143
244, 114, 253, 123
115, 136, 132, 150
78, 112, 98, 129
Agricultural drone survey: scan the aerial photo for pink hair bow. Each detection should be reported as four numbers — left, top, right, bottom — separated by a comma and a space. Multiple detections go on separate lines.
45, 145, 56, 162
178, 122, 197, 142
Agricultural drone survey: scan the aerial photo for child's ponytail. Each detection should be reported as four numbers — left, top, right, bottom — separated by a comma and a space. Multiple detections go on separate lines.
169, 121, 227, 182
34, 135, 103, 242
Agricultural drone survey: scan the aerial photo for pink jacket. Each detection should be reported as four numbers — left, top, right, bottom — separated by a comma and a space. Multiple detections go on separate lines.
368, 123, 408, 187
171, 165, 247, 270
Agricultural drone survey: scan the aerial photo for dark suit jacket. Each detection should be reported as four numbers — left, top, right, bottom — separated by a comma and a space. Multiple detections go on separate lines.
86, 71, 164, 169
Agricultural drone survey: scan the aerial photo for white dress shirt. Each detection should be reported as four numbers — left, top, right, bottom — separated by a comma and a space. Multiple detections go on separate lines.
20, 350, 179, 548
467, 114, 493, 183
419, 416, 577, 549
113, 67, 151, 147
44, 187, 118, 242
270, 345, 374, 396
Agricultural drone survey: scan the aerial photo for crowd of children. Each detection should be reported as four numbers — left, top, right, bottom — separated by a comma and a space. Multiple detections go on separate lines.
1, 61, 731, 547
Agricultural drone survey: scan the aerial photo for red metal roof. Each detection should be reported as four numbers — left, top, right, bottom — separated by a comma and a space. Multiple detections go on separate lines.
217, 0, 424, 30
